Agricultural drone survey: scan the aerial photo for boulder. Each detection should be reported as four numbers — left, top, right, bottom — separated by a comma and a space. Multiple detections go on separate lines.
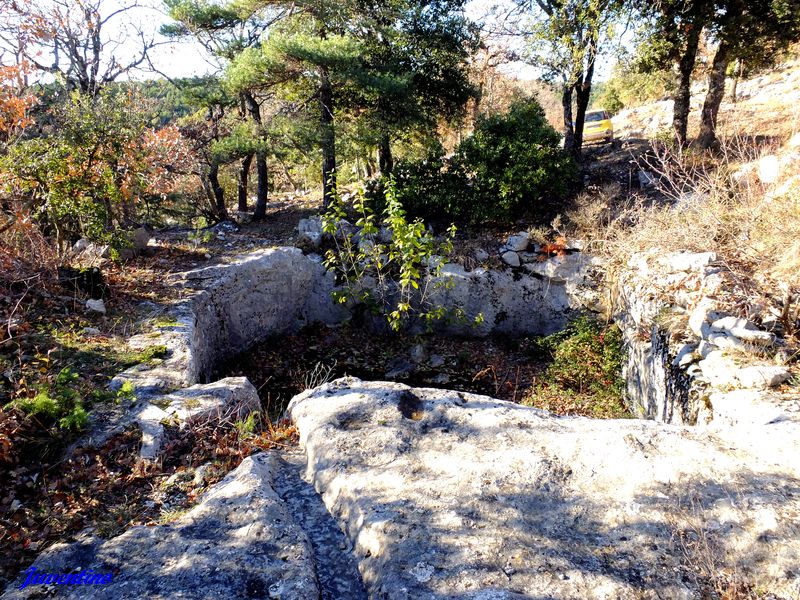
85, 299, 107, 314
289, 378, 800, 599
710, 316, 775, 345
504, 232, 530, 252
138, 377, 260, 459
154, 376, 260, 427
3, 454, 319, 600
734, 365, 792, 389
758, 155, 780, 184
296, 216, 323, 251
638, 170, 656, 189
500, 251, 521, 267
131, 227, 150, 252
473, 249, 489, 263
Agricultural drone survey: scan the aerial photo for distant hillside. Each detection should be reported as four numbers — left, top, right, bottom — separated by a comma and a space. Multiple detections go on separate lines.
612, 56, 800, 143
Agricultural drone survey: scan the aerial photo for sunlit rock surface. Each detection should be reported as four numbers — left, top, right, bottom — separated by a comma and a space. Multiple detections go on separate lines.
289, 378, 800, 599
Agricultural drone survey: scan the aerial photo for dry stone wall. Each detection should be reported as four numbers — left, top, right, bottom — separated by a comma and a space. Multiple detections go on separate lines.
614, 250, 798, 451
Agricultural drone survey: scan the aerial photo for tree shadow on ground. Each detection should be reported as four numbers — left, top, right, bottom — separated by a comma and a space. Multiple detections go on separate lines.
301, 385, 800, 599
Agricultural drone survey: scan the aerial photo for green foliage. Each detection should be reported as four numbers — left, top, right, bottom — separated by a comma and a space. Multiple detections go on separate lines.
390, 98, 577, 223
456, 99, 576, 220
12, 368, 88, 431
116, 381, 137, 403
323, 178, 479, 332
523, 316, 628, 419
2, 87, 190, 246
596, 50, 675, 113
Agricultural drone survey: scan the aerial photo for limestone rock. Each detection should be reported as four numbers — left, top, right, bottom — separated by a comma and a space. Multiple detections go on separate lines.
735, 365, 791, 389
661, 251, 716, 273
409, 344, 428, 365
289, 378, 800, 599
473, 249, 489, 262
504, 232, 530, 252
426, 263, 581, 336
758, 155, 780, 184
638, 170, 656, 188
155, 376, 260, 426
500, 251, 521, 267
85, 299, 106, 314
131, 227, 150, 252
3, 454, 319, 600
296, 216, 323, 251
133, 378, 260, 460
710, 316, 775, 345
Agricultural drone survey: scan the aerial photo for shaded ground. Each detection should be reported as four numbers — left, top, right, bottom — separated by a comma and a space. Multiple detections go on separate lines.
217, 324, 550, 418
216, 322, 630, 421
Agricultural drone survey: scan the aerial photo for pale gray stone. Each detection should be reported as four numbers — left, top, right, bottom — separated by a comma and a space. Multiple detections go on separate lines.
85, 299, 106, 314
131, 227, 150, 252
662, 251, 716, 273
296, 216, 323, 251
706, 332, 747, 352
710, 317, 776, 346
289, 379, 800, 599
638, 170, 656, 188
672, 343, 698, 368
474, 249, 489, 262
504, 232, 530, 252
155, 377, 260, 426
409, 344, 428, 365
3, 454, 320, 600
429, 354, 446, 368
735, 365, 792, 389
500, 251, 521, 267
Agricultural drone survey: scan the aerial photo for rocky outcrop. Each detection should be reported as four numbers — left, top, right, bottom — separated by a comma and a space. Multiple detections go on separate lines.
288, 378, 800, 599
137, 377, 260, 459
614, 250, 798, 442
428, 250, 602, 337
111, 247, 346, 397
112, 243, 602, 404
3, 454, 320, 599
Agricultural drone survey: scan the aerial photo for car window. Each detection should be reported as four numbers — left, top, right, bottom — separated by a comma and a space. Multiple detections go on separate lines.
585, 112, 604, 122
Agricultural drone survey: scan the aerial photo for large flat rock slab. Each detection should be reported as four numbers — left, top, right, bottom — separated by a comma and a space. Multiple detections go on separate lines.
3, 454, 319, 599
288, 378, 800, 599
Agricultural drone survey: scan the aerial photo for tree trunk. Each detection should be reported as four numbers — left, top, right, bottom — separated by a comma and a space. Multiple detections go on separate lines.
561, 83, 576, 155
208, 162, 226, 221
697, 41, 731, 149
242, 93, 269, 221
237, 153, 253, 213
319, 66, 337, 209
572, 38, 598, 161
253, 151, 268, 220
673, 24, 702, 147
378, 132, 393, 176
731, 59, 742, 102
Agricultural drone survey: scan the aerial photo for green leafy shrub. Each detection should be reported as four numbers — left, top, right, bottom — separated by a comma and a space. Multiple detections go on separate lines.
323, 178, 481, 331
523, 316, 628, 419
455, 99, 577, 221
1, 88, 193, 249
387, 98, 576, 223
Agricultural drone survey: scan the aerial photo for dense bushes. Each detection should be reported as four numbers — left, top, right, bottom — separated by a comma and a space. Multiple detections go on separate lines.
388, 98, 577, 223
1, 89, 193, 251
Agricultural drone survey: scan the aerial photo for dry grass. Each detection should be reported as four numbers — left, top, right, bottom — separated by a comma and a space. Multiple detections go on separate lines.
563, 132, 800, 337
667, 495, 778, 600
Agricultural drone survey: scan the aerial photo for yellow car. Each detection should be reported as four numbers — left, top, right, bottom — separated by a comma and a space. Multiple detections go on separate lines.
582, 110, 614, 144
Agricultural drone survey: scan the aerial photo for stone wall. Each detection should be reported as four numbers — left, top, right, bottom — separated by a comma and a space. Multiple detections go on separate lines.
614, 250, 798, 442
112, 248, 346, 395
